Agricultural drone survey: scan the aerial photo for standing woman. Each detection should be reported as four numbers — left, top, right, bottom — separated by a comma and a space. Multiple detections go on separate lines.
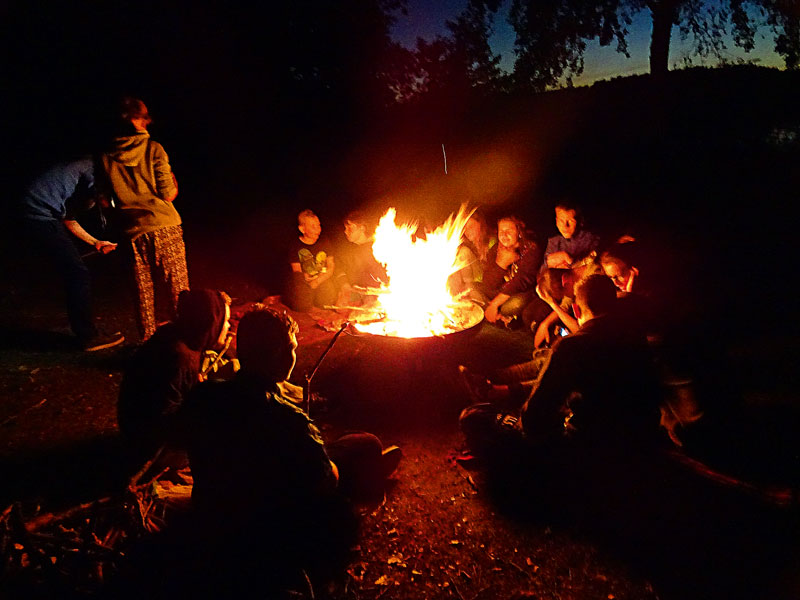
102, 97, 189, 341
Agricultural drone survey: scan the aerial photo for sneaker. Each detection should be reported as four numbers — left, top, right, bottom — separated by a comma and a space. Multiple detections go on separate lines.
457, 365, 491, 404
82, 330, 125, 352
455, 452, 484, 471
380, 445, 403, 479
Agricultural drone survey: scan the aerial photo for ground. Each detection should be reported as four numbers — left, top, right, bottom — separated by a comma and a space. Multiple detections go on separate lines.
1, 229, 798, 600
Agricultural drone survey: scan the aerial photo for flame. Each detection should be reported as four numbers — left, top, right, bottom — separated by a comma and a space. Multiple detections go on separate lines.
353, 206, 483, 338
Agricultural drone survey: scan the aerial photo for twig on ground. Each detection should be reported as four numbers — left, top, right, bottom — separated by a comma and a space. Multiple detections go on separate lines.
302, 569, 315, 600
448, 575, 466, 600
0, 399, 48, 427
24, 497, 114, 532
503, 558, 533, 579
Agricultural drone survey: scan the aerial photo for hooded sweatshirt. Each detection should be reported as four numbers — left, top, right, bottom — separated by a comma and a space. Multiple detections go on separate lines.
117, 289, 228, 452
102, 131, 181, 238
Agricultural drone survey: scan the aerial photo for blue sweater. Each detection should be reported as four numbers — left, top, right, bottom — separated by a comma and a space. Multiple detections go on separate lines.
21, 158, 95, 221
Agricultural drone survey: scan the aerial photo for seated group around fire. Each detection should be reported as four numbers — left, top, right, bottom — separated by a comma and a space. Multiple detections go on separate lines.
284, 208, 389, 313
117, 299, 402, 577
459, 274, 664, 478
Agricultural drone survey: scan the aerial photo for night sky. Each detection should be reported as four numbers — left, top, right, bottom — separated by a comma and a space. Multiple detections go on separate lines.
391, 0, 784, 83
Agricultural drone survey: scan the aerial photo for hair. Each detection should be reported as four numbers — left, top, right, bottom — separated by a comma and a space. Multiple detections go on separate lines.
537, 268, 565, 303
119, 96, 152, 126
344, 209, 367, 226
601, 241, 639, 271
175, 289, 232, 351
497, 215, 527, 242
554, 199, 584, 227
574, 274, 617, 316
463, 211, 492, 261
236, 307, 299, 377
297, 209, 317, 226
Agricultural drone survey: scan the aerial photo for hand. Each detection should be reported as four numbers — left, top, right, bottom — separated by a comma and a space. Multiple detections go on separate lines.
546, 251, 572, 269
484, 303, 500, 323
535, 284, 555, 307
534, 321, 551, 348
625, 267, 639, 293
94, 240, 117, 254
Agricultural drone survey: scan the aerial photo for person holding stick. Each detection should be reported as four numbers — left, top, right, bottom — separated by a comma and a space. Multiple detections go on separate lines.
19, 157, 124, 351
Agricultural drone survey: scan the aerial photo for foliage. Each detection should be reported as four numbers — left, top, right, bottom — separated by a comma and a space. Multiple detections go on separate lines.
507, 0, 799, 91
390, 0, 507, 101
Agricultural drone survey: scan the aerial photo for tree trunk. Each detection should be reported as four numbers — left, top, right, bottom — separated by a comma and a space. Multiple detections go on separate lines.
649, 0, 679, 78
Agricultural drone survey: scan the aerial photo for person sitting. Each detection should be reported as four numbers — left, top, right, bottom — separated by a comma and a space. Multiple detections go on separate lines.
458, 269, 571, 409
600, 241, 703, 446
526, 201, 601, 341
481, 216, 543, 327
542, 200, 600, 270
448, 211, 495, 304
284, 209, 339, 312
117, 288, 231, 461
460, 275, 663, 479
336, 210, 387, 306
178, 307, 402, 583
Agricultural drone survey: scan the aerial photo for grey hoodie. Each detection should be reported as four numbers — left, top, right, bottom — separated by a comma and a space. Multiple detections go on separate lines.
102, 131, 181, 238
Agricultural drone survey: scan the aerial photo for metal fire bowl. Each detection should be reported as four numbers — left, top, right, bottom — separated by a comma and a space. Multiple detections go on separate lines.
351, 302, 484, 351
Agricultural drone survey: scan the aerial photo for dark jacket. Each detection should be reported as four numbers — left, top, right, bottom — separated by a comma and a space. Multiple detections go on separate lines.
521, 314, 662, 450
117, 289, 228, 451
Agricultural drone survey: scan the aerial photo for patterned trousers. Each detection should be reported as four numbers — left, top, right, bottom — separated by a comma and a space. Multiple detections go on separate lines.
130, 225, 189, 341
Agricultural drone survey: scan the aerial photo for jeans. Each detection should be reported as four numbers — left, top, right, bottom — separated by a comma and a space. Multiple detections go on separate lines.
23, 219, 97, 342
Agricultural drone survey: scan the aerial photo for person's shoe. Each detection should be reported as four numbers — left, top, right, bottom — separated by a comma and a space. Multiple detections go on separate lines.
81, 330, 125, 352
457, 365, 491, 404
455, 452, 484, 471
380, 445, 403, 479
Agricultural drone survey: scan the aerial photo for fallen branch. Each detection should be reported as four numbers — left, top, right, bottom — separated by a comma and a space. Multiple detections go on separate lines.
0, 398, 48, 427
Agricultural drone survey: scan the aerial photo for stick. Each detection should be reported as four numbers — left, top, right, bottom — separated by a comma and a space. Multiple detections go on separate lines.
201, 332, 234, 376
448, 575, 465, 600
304, 321, 349, 417
24, 497, 114, 532
302, 569, 315, 600
0, 398, 48, 427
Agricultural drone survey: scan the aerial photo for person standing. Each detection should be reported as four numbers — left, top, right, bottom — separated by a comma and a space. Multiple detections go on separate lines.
101, 97, 189, 341
19, 158, 125, 351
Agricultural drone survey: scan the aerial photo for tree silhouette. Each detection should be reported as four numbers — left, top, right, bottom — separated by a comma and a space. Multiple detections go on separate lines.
509, 0, 800, 90
390, 0, 506, 101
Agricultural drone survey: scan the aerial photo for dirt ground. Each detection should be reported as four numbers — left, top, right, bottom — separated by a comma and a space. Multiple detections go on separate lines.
1, 230, 798, 600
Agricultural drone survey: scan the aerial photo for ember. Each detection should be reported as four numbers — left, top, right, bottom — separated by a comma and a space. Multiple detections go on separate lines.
350, 207, 483, 338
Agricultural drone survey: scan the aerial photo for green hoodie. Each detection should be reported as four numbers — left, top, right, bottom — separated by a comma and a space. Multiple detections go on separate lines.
102, 131, 181, 238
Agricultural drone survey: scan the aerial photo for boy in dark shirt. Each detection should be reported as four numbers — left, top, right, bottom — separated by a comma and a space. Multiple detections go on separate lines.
336, 210, 387, 306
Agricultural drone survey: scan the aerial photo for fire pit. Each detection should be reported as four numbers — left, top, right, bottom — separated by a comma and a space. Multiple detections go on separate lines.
343, 206, 483, 340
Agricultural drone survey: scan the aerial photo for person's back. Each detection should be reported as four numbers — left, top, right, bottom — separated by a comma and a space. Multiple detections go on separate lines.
118, 289, 231, 456
522, 275, 662, 451
100, 97, 179, 237
183, 371, 337, 523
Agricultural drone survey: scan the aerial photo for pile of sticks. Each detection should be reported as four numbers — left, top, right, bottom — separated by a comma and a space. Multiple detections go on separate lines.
0, 455, 191, 596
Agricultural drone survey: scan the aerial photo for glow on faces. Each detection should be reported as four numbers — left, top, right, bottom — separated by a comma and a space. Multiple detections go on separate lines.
344, 220, 366, 244
497, 219, 520, 249
555, 207, 577, 240
601, 257, 633, 292
300, 214, 322, 243
463, 217, 482, 246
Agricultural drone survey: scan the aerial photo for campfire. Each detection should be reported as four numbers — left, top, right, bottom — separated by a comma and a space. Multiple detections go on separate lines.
348, 206, 483, 338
